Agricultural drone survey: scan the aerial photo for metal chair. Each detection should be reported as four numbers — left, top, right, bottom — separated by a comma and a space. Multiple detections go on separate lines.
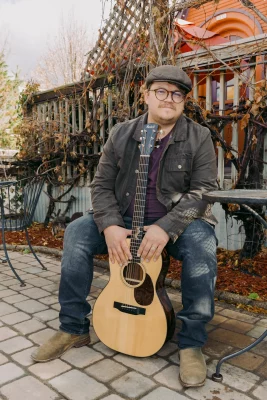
0, 175, 47, 286
203, 189, 267, 382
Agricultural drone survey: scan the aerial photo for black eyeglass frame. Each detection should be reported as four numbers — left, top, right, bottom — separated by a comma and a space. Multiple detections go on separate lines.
148, 88, 185, 104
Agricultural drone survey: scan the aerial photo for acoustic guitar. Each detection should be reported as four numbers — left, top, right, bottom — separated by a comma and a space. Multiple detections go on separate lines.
93, 123, 175, 357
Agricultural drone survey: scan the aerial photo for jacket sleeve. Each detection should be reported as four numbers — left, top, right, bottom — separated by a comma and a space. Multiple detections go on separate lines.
155, 130, 218, 242
90, 125, 125, 233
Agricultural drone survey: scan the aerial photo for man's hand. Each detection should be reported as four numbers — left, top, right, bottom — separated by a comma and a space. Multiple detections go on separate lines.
137, 225, 169, 262
103, 225, 132, 265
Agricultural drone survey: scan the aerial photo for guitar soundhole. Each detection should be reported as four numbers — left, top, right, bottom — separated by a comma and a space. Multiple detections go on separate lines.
122, 262, 145, 287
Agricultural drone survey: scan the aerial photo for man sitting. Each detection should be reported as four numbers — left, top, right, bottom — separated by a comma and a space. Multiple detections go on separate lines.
32, 65, 218, 388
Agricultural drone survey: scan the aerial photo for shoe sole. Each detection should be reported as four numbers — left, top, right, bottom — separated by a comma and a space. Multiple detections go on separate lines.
179, 374, 206, 388
31, 336, 91, 363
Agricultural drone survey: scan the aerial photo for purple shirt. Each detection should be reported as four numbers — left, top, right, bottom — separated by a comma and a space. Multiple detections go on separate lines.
125, 132, 171, 219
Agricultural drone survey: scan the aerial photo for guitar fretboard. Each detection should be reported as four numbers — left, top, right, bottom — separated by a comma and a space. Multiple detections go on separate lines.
130, 155, 150, 262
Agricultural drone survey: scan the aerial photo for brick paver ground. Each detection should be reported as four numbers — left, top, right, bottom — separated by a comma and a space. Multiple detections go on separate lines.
1, 250, 267, 400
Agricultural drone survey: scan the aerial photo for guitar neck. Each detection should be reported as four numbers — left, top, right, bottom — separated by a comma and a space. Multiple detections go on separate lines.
130, 155, 150, 260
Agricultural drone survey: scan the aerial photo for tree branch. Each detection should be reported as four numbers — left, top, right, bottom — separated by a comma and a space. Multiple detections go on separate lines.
239, 0, 267, 25
173, 0, 215, 12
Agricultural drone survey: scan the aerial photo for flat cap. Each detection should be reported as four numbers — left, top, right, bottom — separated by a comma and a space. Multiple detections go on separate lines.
146, 65, 192, 93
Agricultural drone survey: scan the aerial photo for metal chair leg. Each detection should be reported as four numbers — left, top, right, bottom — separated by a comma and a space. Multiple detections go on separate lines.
1, 227, 26, 286
25, 228, 47, 270
212, 329, 267, 382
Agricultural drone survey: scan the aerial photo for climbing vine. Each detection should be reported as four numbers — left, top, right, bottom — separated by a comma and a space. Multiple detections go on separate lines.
8, 0, 267, 257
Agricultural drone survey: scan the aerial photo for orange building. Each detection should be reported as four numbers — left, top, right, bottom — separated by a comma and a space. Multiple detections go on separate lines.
187, 0, 267, 38
179, 1, 267, 185
186, 0, 267, 83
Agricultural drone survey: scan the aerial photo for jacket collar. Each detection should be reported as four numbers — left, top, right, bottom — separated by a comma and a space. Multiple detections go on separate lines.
132, 112, 188, 142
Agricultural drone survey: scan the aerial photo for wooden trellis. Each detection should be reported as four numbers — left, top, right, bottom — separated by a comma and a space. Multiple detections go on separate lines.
84, 0, 150, 78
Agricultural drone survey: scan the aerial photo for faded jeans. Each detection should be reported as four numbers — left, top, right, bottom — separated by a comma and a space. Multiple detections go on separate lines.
59, 213, 217, 349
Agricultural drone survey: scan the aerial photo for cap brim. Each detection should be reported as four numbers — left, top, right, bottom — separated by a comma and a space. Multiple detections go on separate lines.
151, 78, 191, 93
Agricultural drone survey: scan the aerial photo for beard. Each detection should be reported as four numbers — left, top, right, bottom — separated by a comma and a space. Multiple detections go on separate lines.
155, 105, 183, 125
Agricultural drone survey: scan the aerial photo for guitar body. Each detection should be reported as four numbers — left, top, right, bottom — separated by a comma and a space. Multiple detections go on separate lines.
93, 240, 172, 357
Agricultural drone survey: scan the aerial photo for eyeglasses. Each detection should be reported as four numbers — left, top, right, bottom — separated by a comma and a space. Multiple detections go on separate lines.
149, 88, 185, 104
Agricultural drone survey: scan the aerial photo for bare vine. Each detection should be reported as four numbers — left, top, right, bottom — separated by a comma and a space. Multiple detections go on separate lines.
11, 0, 267, 256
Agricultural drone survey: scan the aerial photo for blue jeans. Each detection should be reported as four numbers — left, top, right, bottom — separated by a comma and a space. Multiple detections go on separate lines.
59, 213, 217, 349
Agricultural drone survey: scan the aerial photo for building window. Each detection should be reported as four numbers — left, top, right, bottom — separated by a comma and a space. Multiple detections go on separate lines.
225, 35, 243, 42
216, 78, 234, 101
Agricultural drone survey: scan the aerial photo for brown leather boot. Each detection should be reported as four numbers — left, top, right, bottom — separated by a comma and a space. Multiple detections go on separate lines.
31, 331, 91, 362
178, 348, 206, 387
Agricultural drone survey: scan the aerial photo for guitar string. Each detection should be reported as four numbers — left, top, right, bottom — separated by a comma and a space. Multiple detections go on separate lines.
124, 127, 157, 307
129, 156, 142, 283
136, 147, 153, 280
130, 156, 149, 284
131, 157, 148, 282
127, 150, 139, 284
129, 138, 152, 286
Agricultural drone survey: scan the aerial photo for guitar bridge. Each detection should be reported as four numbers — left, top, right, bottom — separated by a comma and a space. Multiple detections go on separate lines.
114, 301, 146, 315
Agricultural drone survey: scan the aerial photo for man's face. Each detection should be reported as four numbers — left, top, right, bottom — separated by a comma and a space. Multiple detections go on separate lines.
144, 81, 185, 126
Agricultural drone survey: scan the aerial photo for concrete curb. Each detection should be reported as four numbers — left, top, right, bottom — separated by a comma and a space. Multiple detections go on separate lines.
1, 243, 267, 311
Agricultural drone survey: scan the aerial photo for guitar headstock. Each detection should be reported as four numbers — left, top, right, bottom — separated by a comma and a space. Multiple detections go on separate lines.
139, 123, 158, 156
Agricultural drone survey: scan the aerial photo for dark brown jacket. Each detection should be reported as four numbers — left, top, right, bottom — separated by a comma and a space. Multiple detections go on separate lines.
91, 113, 218, 242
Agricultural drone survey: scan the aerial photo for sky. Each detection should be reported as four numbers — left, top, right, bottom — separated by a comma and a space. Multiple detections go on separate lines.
0, 0, 112, 79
